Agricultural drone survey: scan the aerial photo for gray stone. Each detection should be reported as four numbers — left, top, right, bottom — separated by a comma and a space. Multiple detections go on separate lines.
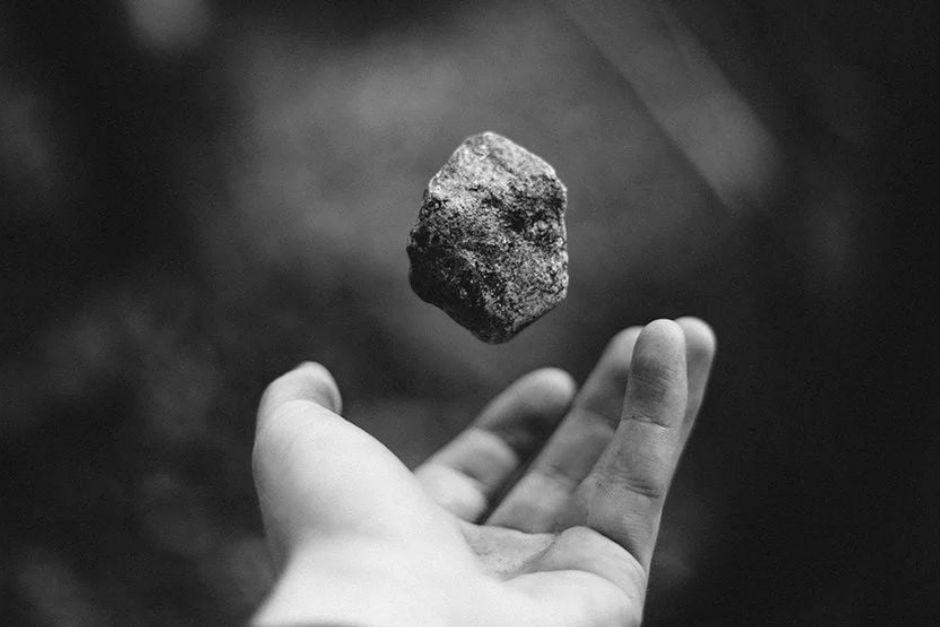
407, 132, 569, 343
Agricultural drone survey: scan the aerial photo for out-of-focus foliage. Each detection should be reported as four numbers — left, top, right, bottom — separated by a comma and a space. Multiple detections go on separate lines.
1, 0, 935, 624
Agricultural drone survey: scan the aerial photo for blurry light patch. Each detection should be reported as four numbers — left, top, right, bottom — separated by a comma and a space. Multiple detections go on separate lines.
199, 536, 275, 614
16, 548, 104, 625
349, 43, 461, 136
0, 85, 65, 220
803, 187, 862, 302
41, 305, 124, 403
141, 346, 218, 444
124, 0, 211, 54
802, 57, 882, 147
556, 0, 780, 213
137, 472, 216, 557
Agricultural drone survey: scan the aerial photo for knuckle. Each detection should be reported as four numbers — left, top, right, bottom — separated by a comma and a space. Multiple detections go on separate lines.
620, 471, 668, 500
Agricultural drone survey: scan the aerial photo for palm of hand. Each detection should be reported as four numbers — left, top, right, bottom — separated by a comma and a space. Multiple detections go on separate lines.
253, 319, 715, 626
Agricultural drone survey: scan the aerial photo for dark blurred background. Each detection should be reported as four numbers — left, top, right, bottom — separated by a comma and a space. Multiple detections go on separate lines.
1, 0, 936, 624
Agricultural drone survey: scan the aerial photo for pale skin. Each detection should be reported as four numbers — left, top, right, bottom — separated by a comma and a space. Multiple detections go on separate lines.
252, 317, 716, 626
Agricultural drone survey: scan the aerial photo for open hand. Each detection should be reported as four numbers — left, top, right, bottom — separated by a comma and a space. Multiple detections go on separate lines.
252, 318, 716, 626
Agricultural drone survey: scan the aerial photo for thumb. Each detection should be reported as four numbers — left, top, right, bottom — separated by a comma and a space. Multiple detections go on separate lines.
253, 363, 458, 566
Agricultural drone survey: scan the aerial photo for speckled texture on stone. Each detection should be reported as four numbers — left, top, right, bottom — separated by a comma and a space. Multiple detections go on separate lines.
407, 132, 568, 343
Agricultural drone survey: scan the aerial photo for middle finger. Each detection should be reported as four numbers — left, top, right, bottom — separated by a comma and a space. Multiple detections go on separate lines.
486, 327, 642, 531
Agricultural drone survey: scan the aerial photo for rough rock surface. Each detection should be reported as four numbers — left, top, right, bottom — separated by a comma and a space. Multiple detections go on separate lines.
407, 132, 568, 343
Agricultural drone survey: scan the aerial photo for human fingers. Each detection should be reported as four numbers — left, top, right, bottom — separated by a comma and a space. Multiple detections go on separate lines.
568, 319, 689, 569
675, 317, 717, 441
486, 327, 641, 531
257, 361, 342, 428
415, 368, 575, 521
253, 363, 461, 566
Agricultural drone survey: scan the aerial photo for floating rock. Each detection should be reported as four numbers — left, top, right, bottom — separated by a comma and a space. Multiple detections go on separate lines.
407, 132, 569, 343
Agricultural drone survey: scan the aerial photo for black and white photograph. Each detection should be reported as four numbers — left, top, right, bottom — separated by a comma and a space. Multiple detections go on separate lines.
1, 0, 935, 624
